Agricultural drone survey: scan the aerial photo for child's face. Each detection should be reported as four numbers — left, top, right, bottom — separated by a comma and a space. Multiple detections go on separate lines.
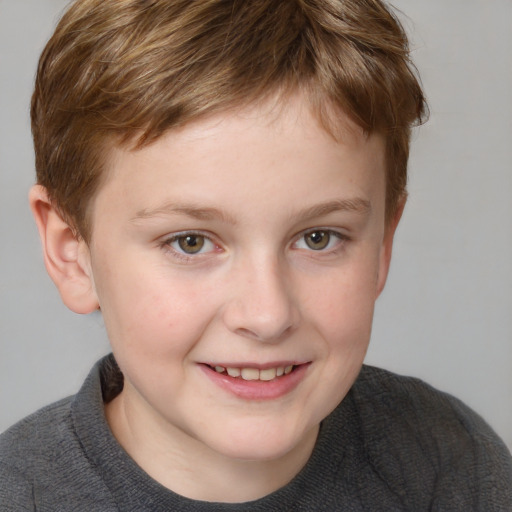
84, 95, 394, 464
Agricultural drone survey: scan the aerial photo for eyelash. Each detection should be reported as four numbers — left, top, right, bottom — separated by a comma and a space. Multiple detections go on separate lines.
160, 228, 348, 263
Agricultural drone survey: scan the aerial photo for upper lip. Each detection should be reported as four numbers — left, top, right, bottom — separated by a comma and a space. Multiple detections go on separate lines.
203, 361, 309, 369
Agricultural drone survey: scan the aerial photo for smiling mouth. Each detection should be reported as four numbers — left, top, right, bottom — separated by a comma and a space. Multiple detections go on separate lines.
207, 364, 296, 382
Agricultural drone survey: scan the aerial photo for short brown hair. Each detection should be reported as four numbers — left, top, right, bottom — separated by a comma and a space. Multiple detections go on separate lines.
32, 0, 427, 241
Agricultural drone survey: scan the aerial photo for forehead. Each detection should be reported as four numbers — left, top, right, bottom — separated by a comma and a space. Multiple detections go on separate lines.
93, 95, 386, 228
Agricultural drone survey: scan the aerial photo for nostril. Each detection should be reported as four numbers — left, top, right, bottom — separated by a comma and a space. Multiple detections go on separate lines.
235, 327, 257, 339
234, 323, 295, 343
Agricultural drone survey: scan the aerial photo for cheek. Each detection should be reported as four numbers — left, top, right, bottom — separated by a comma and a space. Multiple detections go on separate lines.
301, 276, 377, 427
315, 295, 374, 365
96, 260, 220, 356
305, 257, 380, 337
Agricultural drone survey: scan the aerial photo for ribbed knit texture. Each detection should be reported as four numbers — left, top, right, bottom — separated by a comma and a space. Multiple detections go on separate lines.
1, 355, 511, 511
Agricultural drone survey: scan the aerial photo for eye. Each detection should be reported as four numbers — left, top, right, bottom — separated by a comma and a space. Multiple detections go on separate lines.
294, 230, 344, 251
175, 234, 206, 254
165, 232, 216, 256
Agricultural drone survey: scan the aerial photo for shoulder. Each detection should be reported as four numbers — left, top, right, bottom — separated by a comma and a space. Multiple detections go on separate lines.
350, 365, 512, 508
0, 395, 75, 467
353, 365, 507, 445
0, 396, 75, 509
0, 358, 119, 511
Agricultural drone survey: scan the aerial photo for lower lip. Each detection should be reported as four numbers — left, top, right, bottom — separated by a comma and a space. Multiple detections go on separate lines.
200, 363, 310, 401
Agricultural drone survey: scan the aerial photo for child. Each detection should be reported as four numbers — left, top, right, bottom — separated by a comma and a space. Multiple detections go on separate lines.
1, 0, 511, 509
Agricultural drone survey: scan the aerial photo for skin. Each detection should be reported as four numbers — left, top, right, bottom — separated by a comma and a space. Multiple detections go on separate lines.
30, 95, 403, 503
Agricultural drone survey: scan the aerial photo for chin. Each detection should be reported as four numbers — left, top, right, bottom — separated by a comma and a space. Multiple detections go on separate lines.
204, 419, 315, 462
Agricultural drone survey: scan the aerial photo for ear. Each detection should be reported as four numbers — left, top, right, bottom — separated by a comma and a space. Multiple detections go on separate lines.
29, 185, 99, 314
375, 198, 406, 298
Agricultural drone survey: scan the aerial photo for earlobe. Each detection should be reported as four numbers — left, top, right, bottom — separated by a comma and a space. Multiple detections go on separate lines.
376, 198, 406, 298
29, 185, 99, 314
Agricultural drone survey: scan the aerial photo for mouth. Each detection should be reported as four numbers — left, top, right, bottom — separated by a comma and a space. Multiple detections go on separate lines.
200, 362, 309, 400
207, 364, 296, 382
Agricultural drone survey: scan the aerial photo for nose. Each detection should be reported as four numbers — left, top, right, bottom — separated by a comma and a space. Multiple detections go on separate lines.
222, 256, 299, 343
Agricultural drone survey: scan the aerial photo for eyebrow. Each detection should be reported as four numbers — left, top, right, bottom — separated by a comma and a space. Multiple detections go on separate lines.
296, 198, 372, 221
132, 203, 238, 224
131, 198, 371, 224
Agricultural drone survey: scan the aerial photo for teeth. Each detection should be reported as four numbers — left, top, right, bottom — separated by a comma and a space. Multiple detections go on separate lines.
259, 368, 277, 381
212, 365, 294, 381
240, 368, 260, 380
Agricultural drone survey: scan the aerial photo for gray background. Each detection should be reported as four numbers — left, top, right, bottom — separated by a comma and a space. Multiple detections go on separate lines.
1, 0, 511, 451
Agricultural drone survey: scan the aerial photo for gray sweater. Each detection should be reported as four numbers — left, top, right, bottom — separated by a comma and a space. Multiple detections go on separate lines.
1, 355, 511, 511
